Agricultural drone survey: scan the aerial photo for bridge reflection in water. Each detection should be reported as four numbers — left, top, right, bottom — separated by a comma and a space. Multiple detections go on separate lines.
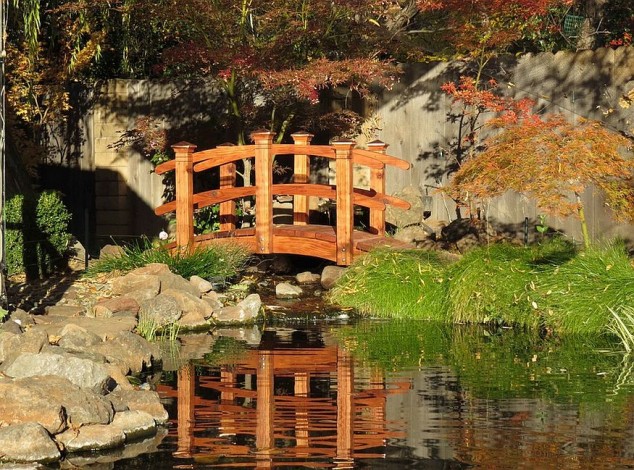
158, 331, 410, 468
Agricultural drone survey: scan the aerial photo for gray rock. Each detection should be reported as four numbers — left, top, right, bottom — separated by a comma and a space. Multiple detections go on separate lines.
158, 272, 201, 298
18, 376, 114, 428
33, 316, 138, 342
138, 294, 182, 328
9, 309, 35, 327
162, 289, 213, 320
238, 294, 262, 318
275, 282, 303, 299
393, 224, 434, 244
57, 424, 125, 452
2, 352, 115, 394
126, 287, 161, 304
107, 389, 168, 425
44, 305, 84, 317
110, 410, 157, 441
92, 331, 160, 375
111, 273, 160, 298
0, 378, 66, 434
296, 271, 321, 284
58, 324, 103, 351
177, 310, 209, 329
100, 244, 125, 259
1, 328, 49, 367
320, 266, 346, 290
0, 331, 17, 363
0, 423, 61, 463
190, 275, 214, 294
214, 293, 261, 323
385, 185, 424, 228
0, 319, 23, 335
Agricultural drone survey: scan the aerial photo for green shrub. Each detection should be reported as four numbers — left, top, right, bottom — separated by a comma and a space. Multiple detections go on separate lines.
327, 249, 451, 320
86, 239, 250, 280
538, 240, 634, 335
5, 191, 72, 277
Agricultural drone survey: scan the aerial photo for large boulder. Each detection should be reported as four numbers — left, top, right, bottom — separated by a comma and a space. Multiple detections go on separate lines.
0, 423, 61, 463
385, 185, 424, 228
107, 389, 169, 425
320, 266, 346, 290
110, 410, 158, 441
158, 272, 202, 298
112, 273, 161, 298
57, 323, 103, 352
91, 331, 161, 375
92, 296, 140, 318
1, 351, 115, 394
138, 294, 182, 329
0, 378, 67, 434
57, 424, 126, 452
214, 294, 261, 324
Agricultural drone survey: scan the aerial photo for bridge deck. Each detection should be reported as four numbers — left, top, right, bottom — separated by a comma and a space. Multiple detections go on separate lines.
191, 224, 413, 262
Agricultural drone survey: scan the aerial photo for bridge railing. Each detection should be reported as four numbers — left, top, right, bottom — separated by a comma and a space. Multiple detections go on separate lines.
155, 131, 410, 265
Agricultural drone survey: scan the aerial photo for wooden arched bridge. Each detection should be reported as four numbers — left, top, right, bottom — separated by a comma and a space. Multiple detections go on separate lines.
154, 131, 412, 266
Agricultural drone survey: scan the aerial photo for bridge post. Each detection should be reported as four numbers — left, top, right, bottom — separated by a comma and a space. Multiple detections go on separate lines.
252, 130, 275, 254
291, 132, 313, 225
172, 141, 197, 250
218, 143, 237, 232
367, 140, 388, 237
332, 140, 356, 265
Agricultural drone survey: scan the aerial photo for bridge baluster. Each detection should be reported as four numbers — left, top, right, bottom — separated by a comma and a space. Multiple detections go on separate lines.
172, 141, 197, 250
252, 131, 275, 254
218, 143, 237, 232
332, 140, 356, 265
291, 132, 313, 225
367, 140, 388, 237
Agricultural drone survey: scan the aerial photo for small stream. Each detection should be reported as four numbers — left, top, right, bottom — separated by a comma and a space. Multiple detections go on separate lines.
113, 317, 634, 469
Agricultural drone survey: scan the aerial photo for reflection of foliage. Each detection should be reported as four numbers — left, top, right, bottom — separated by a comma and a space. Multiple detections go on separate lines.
203, 336, 250, 366
333, 320, 634, 403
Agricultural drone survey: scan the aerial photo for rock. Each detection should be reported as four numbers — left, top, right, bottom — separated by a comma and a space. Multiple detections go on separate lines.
92, 331, 160, 375
158, 272, 201, 298
9, 308, 35, 327
19, 376, 114, 428
162, 289, 213, 320
2, 351, 115, 394
214, 293, 261, 323
393, 224, 435, 245
275, 282, 303, 299
110, 410, 157, 441
100, 244, 125, 259
320, 266, 346, 290
92, 296, 140, 318
202, 293, 223, 313
177, 310, 209, 329
0, 423, 61, 463
68, 239, 87, 272
0, 319, 23, 335
270, 255, 293, 274
138, 294, 182, 329
0, 378, 67, 434
58, 324, 103, 351
107, 389, 168, 425
385, 185, 424, 228
33, 316, 137, 342
45, 305, 84, 317
57, 424, 125, 452
296, 271, 321, 284
1, 328, 49, 366
130, 263, 171, 276
190, 275, 213, 294
0, 331, 17, 362
112, 273, 161, 298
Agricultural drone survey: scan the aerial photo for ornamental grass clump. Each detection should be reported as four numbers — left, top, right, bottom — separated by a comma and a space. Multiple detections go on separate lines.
538, 240, 634, 335
327, 249, 451, 320
445, 239, 576, 327
87, 239, 250, 281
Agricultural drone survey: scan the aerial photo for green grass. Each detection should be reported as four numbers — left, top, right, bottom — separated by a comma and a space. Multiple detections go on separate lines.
538, 240, 634, 335
327, 249, 451, 320
86, 239, 250, 280
327, 238, 634, 349
445, 239, 576, 327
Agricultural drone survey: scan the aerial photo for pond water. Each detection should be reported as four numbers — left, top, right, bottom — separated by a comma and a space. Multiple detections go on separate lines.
119, 320, 634, 469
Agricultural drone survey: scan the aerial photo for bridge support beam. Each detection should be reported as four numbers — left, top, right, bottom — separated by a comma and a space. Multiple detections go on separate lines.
252, 131, 275, 254
333, 141, 356, 265
219, 143, 237, 232
172, 141, 197, 250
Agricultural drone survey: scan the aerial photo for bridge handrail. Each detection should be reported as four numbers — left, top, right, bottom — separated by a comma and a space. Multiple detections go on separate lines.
158, 131, 410, 265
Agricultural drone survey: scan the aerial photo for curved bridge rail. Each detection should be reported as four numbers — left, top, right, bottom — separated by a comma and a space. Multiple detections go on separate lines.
154, 131, 412, 265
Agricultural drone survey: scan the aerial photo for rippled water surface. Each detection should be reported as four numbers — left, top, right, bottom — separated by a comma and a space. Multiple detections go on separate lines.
119, 320, 634, 469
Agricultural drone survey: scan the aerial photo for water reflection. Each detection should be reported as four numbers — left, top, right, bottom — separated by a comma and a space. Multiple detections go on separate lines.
157, 322, 634, 469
